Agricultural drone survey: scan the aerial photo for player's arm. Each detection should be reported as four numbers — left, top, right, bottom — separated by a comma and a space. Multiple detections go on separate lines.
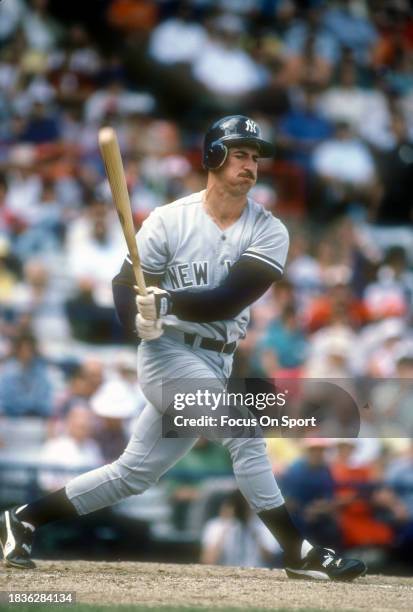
112, 256, 277, 330
169, 257, 279, 322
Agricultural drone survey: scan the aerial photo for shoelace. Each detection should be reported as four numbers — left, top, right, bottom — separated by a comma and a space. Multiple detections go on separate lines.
322, 553, 335, 568
322, 552, 343, 569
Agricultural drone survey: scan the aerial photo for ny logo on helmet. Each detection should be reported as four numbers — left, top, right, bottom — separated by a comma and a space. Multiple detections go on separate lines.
245, 119, 257, 133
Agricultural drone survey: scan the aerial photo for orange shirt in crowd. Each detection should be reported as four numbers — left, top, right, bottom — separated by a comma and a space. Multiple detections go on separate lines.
107, 0, 158, 32
331, 462, 394, 548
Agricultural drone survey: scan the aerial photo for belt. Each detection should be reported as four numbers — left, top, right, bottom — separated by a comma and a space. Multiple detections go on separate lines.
184, 333, 237, 354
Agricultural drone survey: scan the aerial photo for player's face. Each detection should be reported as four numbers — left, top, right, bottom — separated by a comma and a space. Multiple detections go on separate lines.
219, 146, 259, 196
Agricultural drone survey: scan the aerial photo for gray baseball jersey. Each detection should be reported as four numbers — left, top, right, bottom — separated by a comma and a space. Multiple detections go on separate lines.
127, 189, 289, 343
65, 189, 288, 517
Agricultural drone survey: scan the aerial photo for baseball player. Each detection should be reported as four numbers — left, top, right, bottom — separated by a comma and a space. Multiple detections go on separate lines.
0, 116, 366, 581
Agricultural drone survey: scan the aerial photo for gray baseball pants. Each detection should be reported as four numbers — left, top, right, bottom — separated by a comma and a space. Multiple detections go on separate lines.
66, 331, 284, 514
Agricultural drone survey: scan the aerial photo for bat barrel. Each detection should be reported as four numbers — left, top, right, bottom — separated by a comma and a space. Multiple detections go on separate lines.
98, 127, 147, 296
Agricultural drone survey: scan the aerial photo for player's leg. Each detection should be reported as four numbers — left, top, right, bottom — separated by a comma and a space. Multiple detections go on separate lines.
222, 436, 302, 558
0, 403, 197, 569
223, 435, 366, 581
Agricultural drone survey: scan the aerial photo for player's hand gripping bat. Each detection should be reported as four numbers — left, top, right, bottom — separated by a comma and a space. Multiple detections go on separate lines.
98, 127, 147, 296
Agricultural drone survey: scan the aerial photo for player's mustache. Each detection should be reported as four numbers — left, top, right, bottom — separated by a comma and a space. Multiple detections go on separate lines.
238, 171, 255, 180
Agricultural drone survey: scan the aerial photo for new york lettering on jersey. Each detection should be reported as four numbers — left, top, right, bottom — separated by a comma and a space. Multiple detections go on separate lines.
166, 260, 233, 290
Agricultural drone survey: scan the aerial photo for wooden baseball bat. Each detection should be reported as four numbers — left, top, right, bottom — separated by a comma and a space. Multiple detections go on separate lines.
98, 127, 147, 296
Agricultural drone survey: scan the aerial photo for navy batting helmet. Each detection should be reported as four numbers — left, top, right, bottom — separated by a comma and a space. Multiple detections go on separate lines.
203, 115, 274, 170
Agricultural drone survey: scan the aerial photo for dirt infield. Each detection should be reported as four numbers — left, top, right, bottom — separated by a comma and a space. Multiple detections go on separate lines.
0, 561, 412, 611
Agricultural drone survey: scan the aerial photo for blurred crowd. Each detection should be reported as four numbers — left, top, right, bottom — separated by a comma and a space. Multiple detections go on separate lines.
0, 0, 413, 571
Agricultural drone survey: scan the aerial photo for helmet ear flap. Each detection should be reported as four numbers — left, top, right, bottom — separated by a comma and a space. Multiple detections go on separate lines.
205, 141, 228, 170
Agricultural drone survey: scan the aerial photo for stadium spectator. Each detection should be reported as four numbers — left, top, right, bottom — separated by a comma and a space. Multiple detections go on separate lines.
15, 177, 63, 234
284, 232, 323, 308
0, 0, 27, 46
12, 181, 64, 260
55, 357, 103, 414
352, 316, 406, 378
318, 59, 391, 151
64, 195, 126, 342
54, 366, 90, 417
282, 438, 341, 548
363, 246, 411, 321
65, 197, 124, 301
148, 1, 207, 66
191, 13, 268, 111
322, 1, 377, 65
0, 333, 54, 417
282, 4, 339, 86
106, 0, 158, 35
372, 1, 413, 73
90, 379, 140, 462
366, 318, 406, 379
318, 60, 372, 129
8, 259, 70, 345
83, 57, 155, 125
258, 304, 308, 376
201, 490, 281, 568
22, 0, 63, 53
4, 145, 43, 223
312, 121, 378, 220
242, 279, 296, 378
277, 86, 333, 172
330, 440, 395, 553
369, 353, 413, 437
65, 277, 123, 344
305, 325, 355, 378
385, 440, 413, 563
304, 276, 367, 334
49, 24, 102, 87
81, 357, 105, 395
19, 100, 60, 144
375, 113, 413, 225
266, 437, 302, 477
38, 404, 103, 492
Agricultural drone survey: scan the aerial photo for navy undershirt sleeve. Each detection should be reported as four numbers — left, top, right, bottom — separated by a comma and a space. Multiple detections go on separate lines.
112, 260, 162, 333
170, 259, 279, 322
112, 258, 280, 330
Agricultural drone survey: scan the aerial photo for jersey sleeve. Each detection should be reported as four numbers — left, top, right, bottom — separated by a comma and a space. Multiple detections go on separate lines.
240, 216, 289, 279
133, 208, 169, 276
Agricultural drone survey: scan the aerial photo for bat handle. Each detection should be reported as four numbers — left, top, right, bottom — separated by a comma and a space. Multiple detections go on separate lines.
133, 264, 147, 296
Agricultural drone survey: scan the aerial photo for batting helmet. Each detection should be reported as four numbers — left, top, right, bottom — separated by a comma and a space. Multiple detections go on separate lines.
203, 115, 274, 170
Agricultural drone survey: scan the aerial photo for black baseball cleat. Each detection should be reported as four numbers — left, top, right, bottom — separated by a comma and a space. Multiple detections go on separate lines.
285, 546, 367, 582
0, 508, 36, 569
